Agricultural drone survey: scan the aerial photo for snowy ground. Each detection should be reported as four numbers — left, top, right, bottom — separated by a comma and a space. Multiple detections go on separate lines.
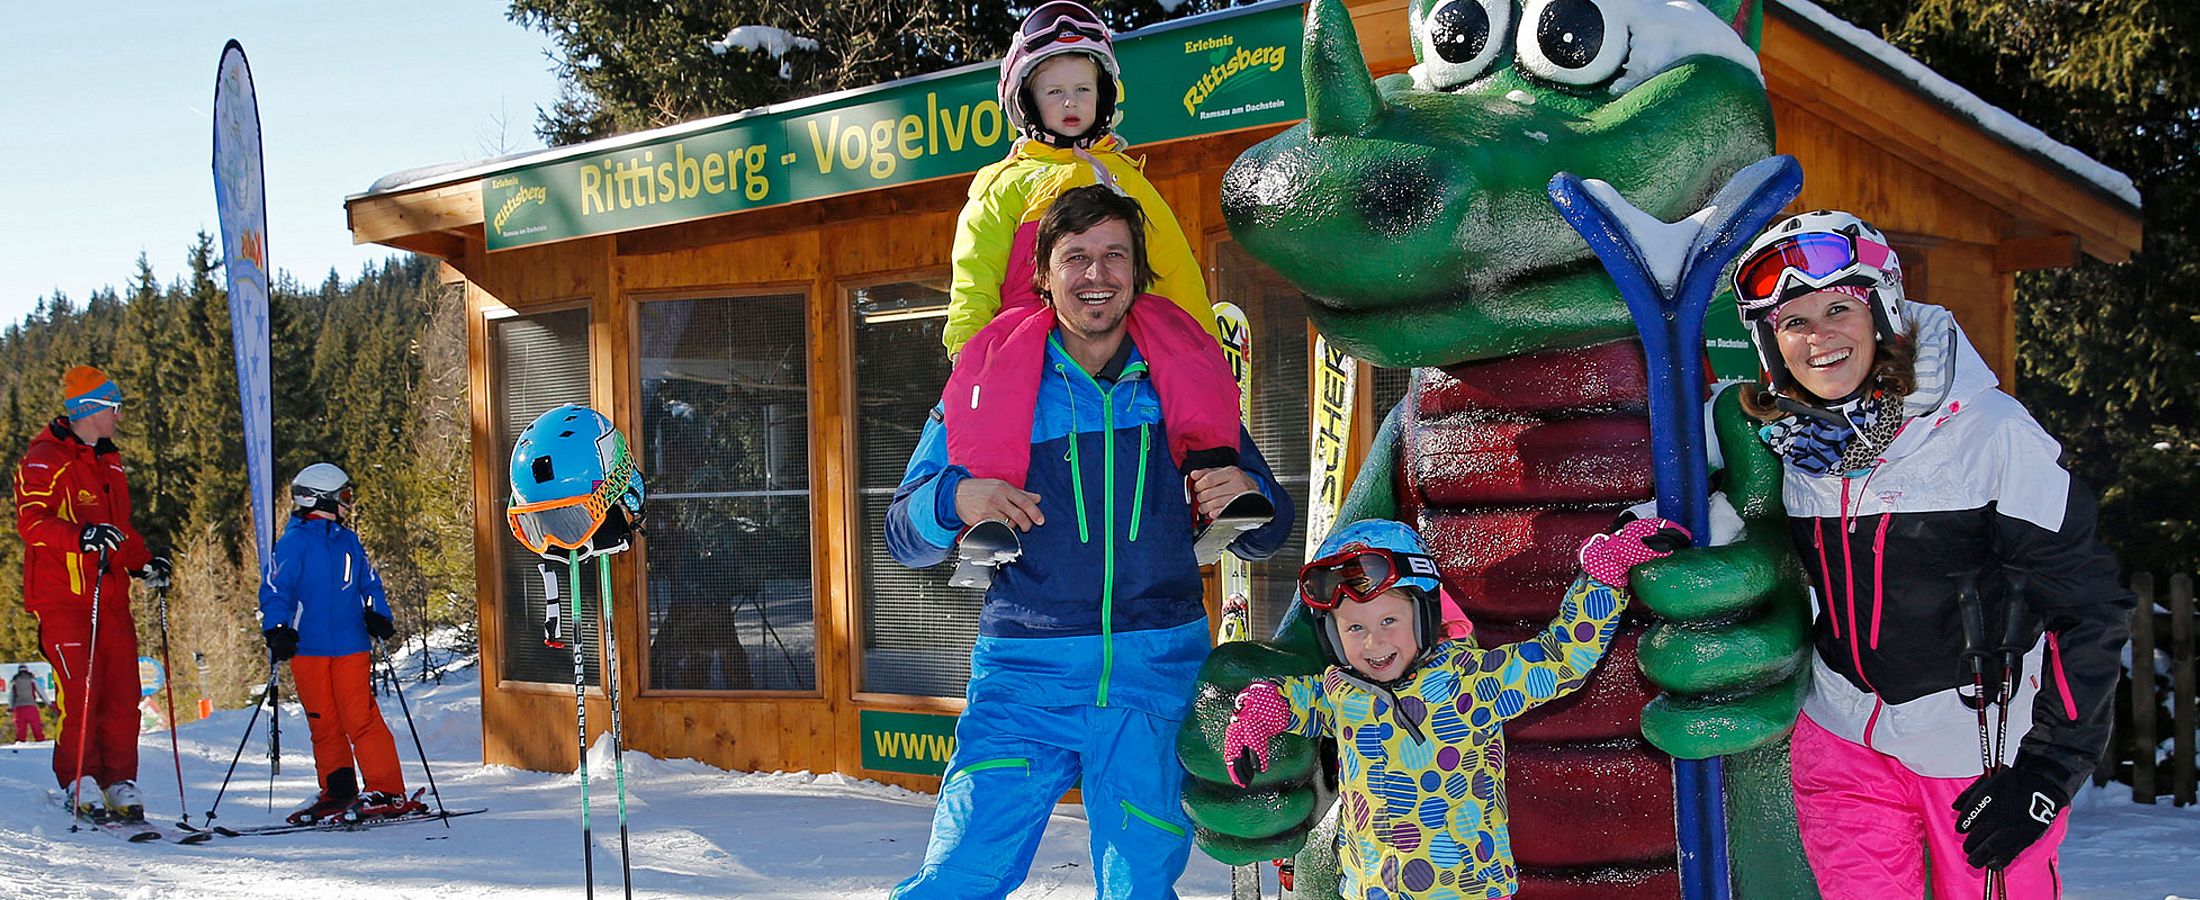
2, 640, 2194, 899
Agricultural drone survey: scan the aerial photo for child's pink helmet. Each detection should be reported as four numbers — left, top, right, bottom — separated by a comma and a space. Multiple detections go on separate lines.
998, 1, 1121, 148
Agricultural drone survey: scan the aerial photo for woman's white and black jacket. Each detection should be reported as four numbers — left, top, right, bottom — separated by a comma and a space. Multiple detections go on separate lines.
1784, 303, 2133, 797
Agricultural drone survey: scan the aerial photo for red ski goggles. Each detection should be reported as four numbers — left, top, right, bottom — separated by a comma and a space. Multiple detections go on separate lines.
1298, 547, 1439, 611
1734, 231, 1894, 311
1020, 6, 1111, 51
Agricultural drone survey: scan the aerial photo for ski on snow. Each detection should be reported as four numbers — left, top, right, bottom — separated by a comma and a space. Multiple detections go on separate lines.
182, 806, 486, 843
47, 790, 168, 843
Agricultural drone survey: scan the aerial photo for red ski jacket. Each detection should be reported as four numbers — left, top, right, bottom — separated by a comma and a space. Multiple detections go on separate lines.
14, 419, 150, 614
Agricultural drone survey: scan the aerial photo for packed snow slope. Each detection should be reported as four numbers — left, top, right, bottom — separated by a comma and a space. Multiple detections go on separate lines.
0, 637, 2192, 898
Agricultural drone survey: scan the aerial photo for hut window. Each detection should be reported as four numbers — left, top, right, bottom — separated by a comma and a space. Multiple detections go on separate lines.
638, 292, 816, 692
847, 277, 978, 698
1211, 241, 1317, 641
490, 307, 599, 687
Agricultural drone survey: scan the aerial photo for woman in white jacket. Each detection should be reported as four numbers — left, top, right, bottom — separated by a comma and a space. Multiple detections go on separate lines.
1730, 210, 2133, 900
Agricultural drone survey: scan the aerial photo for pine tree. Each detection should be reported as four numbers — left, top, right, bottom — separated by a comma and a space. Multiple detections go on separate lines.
174, 232, 249, 557
1818, 0, 2200, 576
509, 0, 1232, 145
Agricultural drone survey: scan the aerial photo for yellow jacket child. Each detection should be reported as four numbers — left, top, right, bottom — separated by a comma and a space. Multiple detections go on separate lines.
944, 0, 1218, 356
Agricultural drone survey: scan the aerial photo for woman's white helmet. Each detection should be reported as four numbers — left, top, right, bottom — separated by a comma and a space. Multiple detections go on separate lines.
1732, 210, 1906, 391
291, 462, 353, 519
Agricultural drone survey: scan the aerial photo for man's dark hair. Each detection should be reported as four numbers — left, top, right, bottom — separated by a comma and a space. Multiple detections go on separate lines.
1032, 184, 1155, 297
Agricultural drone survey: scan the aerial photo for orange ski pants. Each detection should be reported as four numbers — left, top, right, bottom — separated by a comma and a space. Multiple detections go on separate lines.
290, 652, 404, 796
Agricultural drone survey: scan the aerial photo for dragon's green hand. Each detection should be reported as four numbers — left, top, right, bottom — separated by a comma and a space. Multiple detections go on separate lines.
1176, 614, 1328, 865
1630, 384, 1813, 758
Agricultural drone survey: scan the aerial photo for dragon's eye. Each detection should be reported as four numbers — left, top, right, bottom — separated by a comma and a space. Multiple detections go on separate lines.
1413, 0, 1511, 91
1516, 0, 1628, 87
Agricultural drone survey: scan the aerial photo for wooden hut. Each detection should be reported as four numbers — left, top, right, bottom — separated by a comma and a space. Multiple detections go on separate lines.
345, 0, 2140, 790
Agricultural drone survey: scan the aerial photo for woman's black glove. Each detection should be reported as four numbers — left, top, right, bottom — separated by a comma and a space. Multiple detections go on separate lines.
263, 626, 300, 662
1952, 766, 2068, 869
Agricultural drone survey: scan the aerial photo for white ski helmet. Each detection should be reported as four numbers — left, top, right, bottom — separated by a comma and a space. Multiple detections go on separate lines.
291, 462, 353, 518
1732, 210, 1906, 391
998, 1, 1121, 148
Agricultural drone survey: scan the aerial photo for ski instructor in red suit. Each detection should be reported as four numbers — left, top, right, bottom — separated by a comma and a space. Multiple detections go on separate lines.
14, 365, 170, 819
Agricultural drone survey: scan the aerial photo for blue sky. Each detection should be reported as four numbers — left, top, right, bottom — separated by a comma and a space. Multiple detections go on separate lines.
0, 3, 562, 328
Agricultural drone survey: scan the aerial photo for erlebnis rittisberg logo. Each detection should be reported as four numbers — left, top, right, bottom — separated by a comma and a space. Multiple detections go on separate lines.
1180, 34, 1289, 120
489, 175, 549, 240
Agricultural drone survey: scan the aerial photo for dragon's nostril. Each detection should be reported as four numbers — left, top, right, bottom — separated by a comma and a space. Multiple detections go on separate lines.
1355, 159, 1443, 239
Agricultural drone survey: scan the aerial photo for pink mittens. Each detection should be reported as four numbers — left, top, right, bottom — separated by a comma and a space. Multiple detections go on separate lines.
1223, 682, 1289, 788
1578, 517, 1690, 586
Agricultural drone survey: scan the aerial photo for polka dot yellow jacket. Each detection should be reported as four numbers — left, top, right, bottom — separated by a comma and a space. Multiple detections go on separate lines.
1272, 574, 1628, 900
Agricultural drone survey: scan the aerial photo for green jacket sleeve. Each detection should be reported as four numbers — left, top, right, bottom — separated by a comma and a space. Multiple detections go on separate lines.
1116, 166, 1222, 342
944, 160, 1025, 356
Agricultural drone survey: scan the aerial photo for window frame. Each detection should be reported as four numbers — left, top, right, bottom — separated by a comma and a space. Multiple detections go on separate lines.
483, 298, 602, 697
627, 281, 827, 699
835, 266, 971, 712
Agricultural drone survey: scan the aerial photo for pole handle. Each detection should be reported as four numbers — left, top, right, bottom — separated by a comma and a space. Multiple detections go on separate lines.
1955, 571, 1989, 677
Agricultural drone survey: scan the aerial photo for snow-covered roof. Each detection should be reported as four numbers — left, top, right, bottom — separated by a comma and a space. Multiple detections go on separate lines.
354, 0, 2143, 216
1772, 0, 2139, 210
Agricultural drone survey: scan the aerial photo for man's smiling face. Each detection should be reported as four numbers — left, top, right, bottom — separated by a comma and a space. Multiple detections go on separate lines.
1041, 215, 1137, 345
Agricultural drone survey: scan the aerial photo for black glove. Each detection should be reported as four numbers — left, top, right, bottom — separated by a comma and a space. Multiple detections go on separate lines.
264, 625, 300, 662
364, 611, 395, 642
135, 557, 172, 589
78, 523, 124, 554
1952, 766, 2068, 870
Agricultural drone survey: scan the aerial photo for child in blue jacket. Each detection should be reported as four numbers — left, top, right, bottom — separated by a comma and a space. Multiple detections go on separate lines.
259, 463, 421, 824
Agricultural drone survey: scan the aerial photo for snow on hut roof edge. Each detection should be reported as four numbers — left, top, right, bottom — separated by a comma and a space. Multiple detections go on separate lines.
1772, 0, 2139, 210
354, 0, 2140, 215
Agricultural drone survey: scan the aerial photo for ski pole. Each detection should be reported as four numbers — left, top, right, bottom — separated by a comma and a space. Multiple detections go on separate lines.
66, 547, 111, 830
1985, 575, 2032, 900
567, 549, 595, 899
1547, 155, 1804, 900
598, 556, 634, 899
1954, 573, 1996, 900
266, 657, 282, 812
374, 638, 450, 827
155, 585, 190, 829
202, 661, 281, 827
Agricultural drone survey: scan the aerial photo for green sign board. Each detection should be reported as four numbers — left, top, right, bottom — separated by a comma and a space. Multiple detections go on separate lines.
486, 0, 1308, 250
1705, 293, 1762, 384
860, 709, 961, 777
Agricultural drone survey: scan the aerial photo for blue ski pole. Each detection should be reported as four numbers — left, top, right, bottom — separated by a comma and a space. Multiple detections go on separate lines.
1547, 154, 1804, 900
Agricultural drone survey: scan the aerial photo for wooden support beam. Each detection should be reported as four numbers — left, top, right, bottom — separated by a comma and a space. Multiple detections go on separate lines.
347, 181, 483, 247
1994, 234, 2081, 273
2173, 573, 2195, 807
2133, 573, 2157, 803
381, 228, 473, 263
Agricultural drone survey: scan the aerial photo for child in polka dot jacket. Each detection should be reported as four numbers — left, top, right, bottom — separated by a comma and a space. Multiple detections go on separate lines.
1221, 516, 1684, 899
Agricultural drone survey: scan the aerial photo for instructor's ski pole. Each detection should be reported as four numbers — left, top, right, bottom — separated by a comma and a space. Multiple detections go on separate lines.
1983, 575, 2032, 900
66, 547, 111, 830
1954, 573, 1998, 900
155, 584, 190, 829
